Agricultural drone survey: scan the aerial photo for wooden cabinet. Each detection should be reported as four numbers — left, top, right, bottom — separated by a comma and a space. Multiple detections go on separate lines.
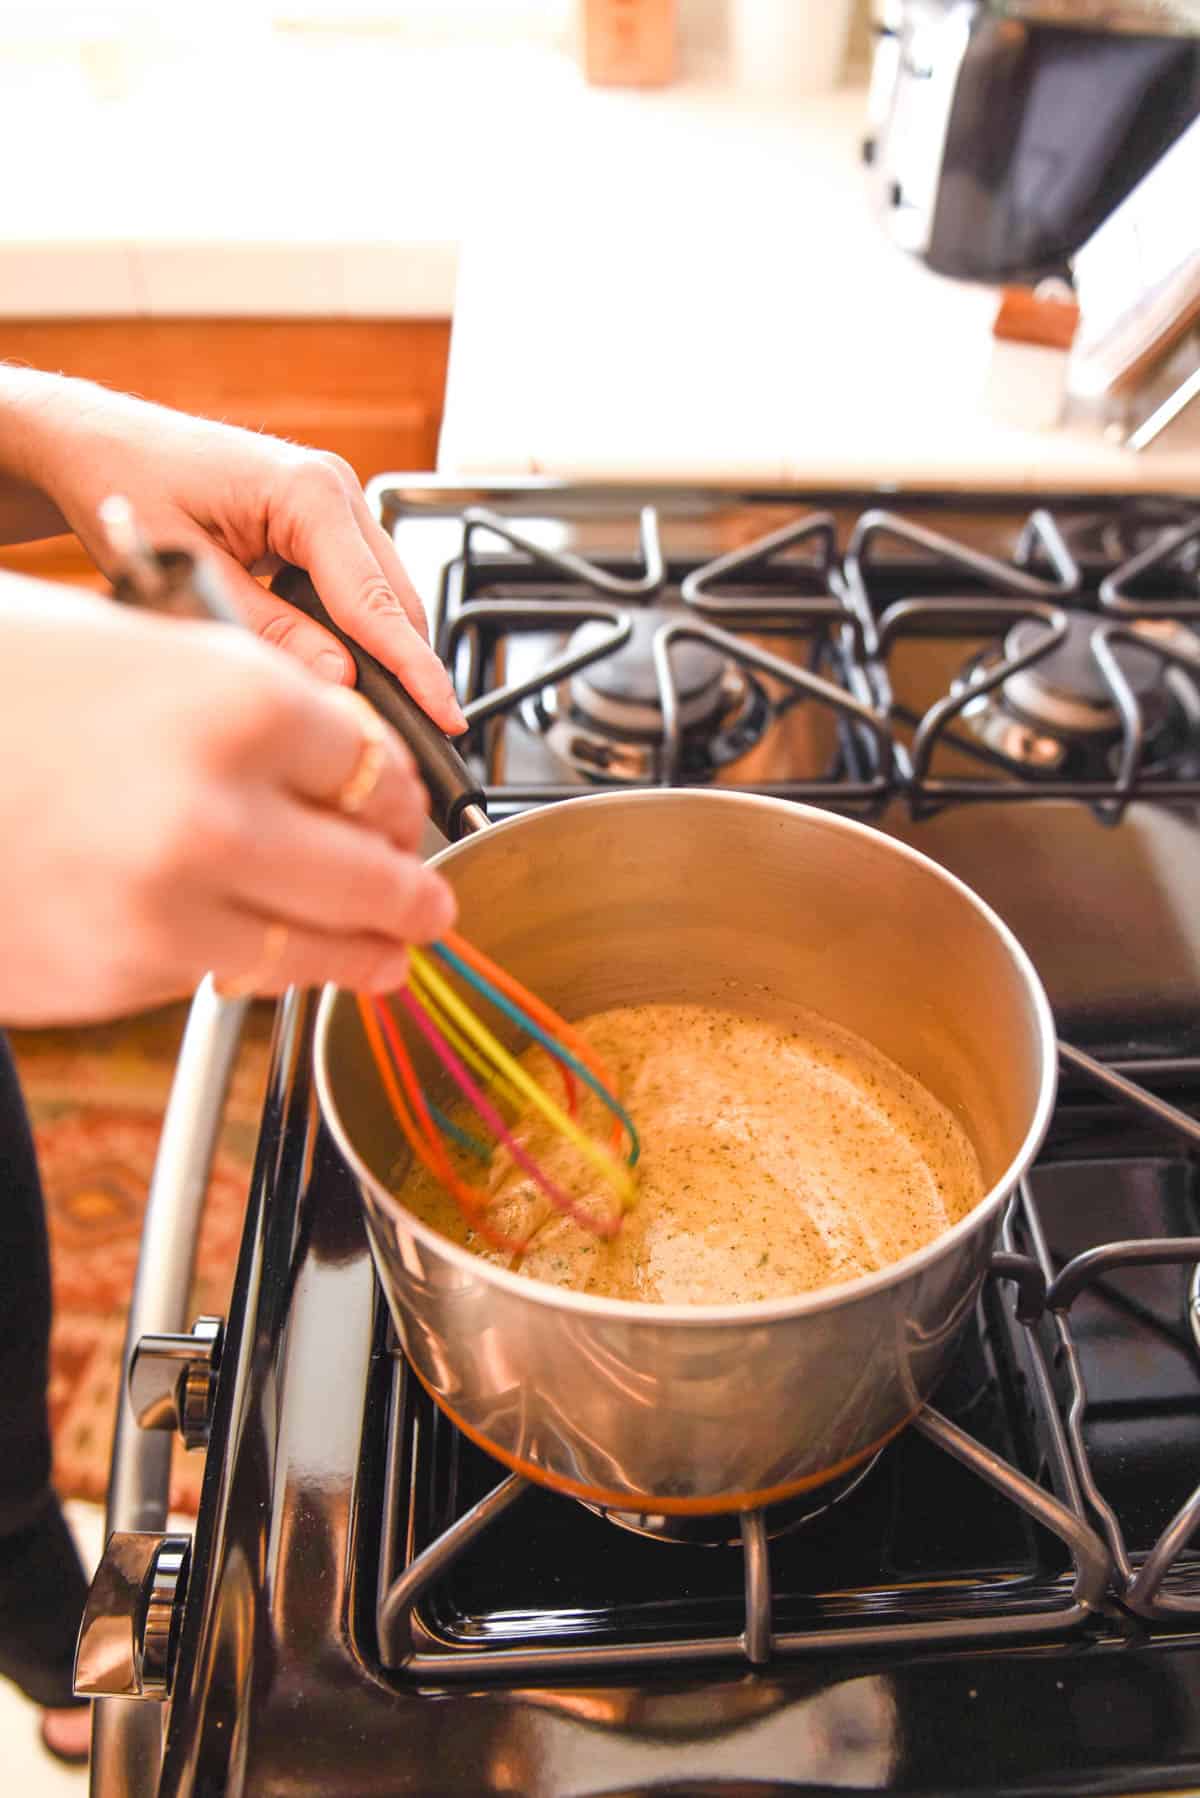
0, 316, 450, 587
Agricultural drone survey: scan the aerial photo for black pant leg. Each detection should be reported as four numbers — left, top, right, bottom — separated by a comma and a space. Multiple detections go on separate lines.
0, 1032, 54, 1533
0, 1034, 89, 1708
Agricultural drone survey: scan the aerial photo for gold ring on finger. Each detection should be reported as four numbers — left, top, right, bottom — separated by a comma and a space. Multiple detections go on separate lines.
334, 689, 388, 817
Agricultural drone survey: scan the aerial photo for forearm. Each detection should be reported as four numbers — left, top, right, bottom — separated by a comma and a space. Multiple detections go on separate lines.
0, 367, 87, 545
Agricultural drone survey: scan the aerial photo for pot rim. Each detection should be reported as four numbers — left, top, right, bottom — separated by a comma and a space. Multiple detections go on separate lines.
314, 790, 1059, 1328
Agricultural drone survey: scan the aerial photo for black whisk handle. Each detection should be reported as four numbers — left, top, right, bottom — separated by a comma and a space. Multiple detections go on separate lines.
270, 564, 486, 839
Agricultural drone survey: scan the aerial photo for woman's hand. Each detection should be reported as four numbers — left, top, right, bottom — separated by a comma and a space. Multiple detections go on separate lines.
0, 576, 456, 1026
0, 368, 466, 734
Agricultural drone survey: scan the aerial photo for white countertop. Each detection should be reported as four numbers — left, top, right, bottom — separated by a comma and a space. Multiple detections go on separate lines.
7, 24, 1199, 494
0, 32, 585, 317
439, 86, 1200, 493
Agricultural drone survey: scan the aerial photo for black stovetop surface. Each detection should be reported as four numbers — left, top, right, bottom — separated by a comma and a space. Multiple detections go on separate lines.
405, 1298, 1057, 1650
388, 1139, 1200, 1662
161, 1056, 1200, 1798
159, 1050, 1200, 1798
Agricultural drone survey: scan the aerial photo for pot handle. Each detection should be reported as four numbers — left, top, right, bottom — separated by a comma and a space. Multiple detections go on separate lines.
270, 564, 486, 839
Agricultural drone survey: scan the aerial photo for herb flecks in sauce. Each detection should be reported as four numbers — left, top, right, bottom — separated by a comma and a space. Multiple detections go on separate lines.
398, 1003, 985, 1306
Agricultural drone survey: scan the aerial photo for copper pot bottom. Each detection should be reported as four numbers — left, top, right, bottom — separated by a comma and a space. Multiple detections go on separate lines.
410, 1359, 915, 1519
585, 1447, 886, 1543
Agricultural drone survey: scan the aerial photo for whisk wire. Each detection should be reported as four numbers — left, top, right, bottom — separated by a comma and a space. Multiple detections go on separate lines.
406, 948, 636, 1214
426, 1099, 492, 1163
439, 929, 614, 1090
359, 996, 450, 1185
396, 985, 627, 1238
430, 940, 641, 1166
409, 951, 580, 1122
361, 993, 519, 1251
358, 931, 640, 1249
408, 964, 525, 1115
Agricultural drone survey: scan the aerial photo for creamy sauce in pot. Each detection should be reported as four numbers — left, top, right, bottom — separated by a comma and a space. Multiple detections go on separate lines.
396, 1002, 985, 1306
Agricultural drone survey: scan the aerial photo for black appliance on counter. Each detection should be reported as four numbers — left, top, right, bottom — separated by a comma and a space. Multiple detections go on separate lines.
865, 0, 1200, 281
79, 481, 1200, 1797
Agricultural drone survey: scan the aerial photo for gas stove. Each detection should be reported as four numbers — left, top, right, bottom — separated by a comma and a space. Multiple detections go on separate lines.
398, 486, 1200, 813
81, 482, 1200, 1798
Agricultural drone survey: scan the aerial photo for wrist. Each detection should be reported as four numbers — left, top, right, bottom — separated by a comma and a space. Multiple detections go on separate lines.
0, 367, 108, 505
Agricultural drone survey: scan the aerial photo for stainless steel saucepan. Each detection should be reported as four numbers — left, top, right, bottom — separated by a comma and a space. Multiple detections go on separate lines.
279, 571, 1059, 1518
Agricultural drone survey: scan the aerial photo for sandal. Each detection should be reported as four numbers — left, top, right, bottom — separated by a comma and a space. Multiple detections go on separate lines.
40, 1702, 92, 1766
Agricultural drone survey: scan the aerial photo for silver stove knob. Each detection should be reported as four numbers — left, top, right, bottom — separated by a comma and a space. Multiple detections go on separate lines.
129, 1315, 223, 1449
75, 1532, 191, 1700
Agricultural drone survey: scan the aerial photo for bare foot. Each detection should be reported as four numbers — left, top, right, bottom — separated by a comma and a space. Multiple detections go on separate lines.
41, 1703, 92, 1763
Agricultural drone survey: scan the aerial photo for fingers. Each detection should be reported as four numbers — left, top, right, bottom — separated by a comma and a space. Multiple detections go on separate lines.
268, 462, 467, 735
342, 480, 431, 642
114, 457, 466, 734
218, 800, 456, 942
131, 639, 456, 998
266, 681, 426, 840
209, 905, 427, 998
185, 656, 457, 955
179, 539, 358, 686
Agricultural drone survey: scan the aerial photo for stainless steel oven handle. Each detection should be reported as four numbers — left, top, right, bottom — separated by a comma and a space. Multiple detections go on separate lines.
104, 977, 248, 1532
77, 979, 250, 1794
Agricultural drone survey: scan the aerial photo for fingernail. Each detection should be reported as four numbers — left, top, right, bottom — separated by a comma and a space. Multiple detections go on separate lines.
369, 951, 409, 994
420, 874, 457, 940
314, 649, 350, 684
432, 667, 467, 731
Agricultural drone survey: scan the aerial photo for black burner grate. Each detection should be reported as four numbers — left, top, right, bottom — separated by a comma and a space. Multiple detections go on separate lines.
440, 506, 891, 817
423, 498, 1200, 827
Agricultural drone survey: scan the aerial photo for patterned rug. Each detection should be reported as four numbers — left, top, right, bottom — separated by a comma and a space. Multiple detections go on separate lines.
8, 1005, 273, 1513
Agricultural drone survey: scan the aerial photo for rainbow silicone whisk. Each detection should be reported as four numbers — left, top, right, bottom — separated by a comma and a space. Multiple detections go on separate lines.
358, 930, 639, 1253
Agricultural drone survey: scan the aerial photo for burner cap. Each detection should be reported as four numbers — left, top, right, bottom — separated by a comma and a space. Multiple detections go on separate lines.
1002, 615, 1164, 736
568, 609, 727, 736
